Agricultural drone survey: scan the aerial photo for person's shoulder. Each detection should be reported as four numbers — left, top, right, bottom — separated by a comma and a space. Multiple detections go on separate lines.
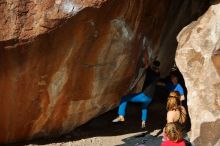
175, 84, 184, 93
177, 139, 186, 146
179, 106, 185, 110
167, 111, 176, 122
161, 141, 169, 146
161, 140, 173, 146
162, 140, 186, 146
179, 106, 186, 114
176, 84, 184, 89
167, 110, 176, 115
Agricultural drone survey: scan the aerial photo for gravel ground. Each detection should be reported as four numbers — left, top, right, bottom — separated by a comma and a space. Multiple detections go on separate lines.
27, 132, 162, 146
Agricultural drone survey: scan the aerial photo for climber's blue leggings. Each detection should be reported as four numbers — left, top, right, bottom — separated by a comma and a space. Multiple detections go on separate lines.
118, 92, 152, 121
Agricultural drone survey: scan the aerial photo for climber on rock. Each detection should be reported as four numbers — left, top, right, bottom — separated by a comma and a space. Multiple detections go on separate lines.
157, 69, 185, 102
112, 59, 160, 129
168, 72, 185, 101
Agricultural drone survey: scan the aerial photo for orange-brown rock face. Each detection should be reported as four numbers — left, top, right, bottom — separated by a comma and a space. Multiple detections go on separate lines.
176, 4, 220, 146
0, 0, 169, 143
0, 0, 107, 41
0, 0, 213, 144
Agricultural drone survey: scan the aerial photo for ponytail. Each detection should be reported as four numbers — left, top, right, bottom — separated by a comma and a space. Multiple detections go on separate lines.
164, 122, 183, 142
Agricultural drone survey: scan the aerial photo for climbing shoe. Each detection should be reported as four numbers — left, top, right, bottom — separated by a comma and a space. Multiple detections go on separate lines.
112, 116, 125, 123
141, 121, 146, 129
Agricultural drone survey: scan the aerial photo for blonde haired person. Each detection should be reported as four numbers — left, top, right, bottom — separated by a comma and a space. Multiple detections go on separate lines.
161, 122, 186, 146
162, 91, 188, 142
166, 91, 186, 124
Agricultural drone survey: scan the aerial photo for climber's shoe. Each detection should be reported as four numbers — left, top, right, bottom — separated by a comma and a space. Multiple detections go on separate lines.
141, 121, 146, 129
112, 116, 125, 123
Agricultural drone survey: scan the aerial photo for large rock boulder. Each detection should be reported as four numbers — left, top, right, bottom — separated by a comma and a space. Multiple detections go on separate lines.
176, 3, 220, 146
0, 0, 146, 143
0, 0, 107, 41
0, 0, 212, 144
1, 0, 173, 143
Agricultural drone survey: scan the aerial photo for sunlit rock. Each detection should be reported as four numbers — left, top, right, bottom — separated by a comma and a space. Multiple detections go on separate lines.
176, 3, 220, 146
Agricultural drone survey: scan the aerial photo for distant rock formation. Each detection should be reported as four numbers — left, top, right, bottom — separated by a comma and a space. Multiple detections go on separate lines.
176, 3, 220, 146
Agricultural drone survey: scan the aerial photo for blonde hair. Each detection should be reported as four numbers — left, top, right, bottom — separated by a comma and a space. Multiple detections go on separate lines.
164, 122, 183, 142
169, 91, 181, 100
166, 91, 181, 111
167, 91, 186, 124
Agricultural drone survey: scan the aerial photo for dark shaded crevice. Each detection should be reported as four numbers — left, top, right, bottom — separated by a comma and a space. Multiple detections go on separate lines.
157, 0, 210, 76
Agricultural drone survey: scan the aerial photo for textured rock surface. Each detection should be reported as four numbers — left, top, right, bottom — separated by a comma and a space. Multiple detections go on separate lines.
0, 0, 172, 143
0, 0, 212, 144
0, 0, 143, 143
0, 0, 107, 41
176, 4, 220, 146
